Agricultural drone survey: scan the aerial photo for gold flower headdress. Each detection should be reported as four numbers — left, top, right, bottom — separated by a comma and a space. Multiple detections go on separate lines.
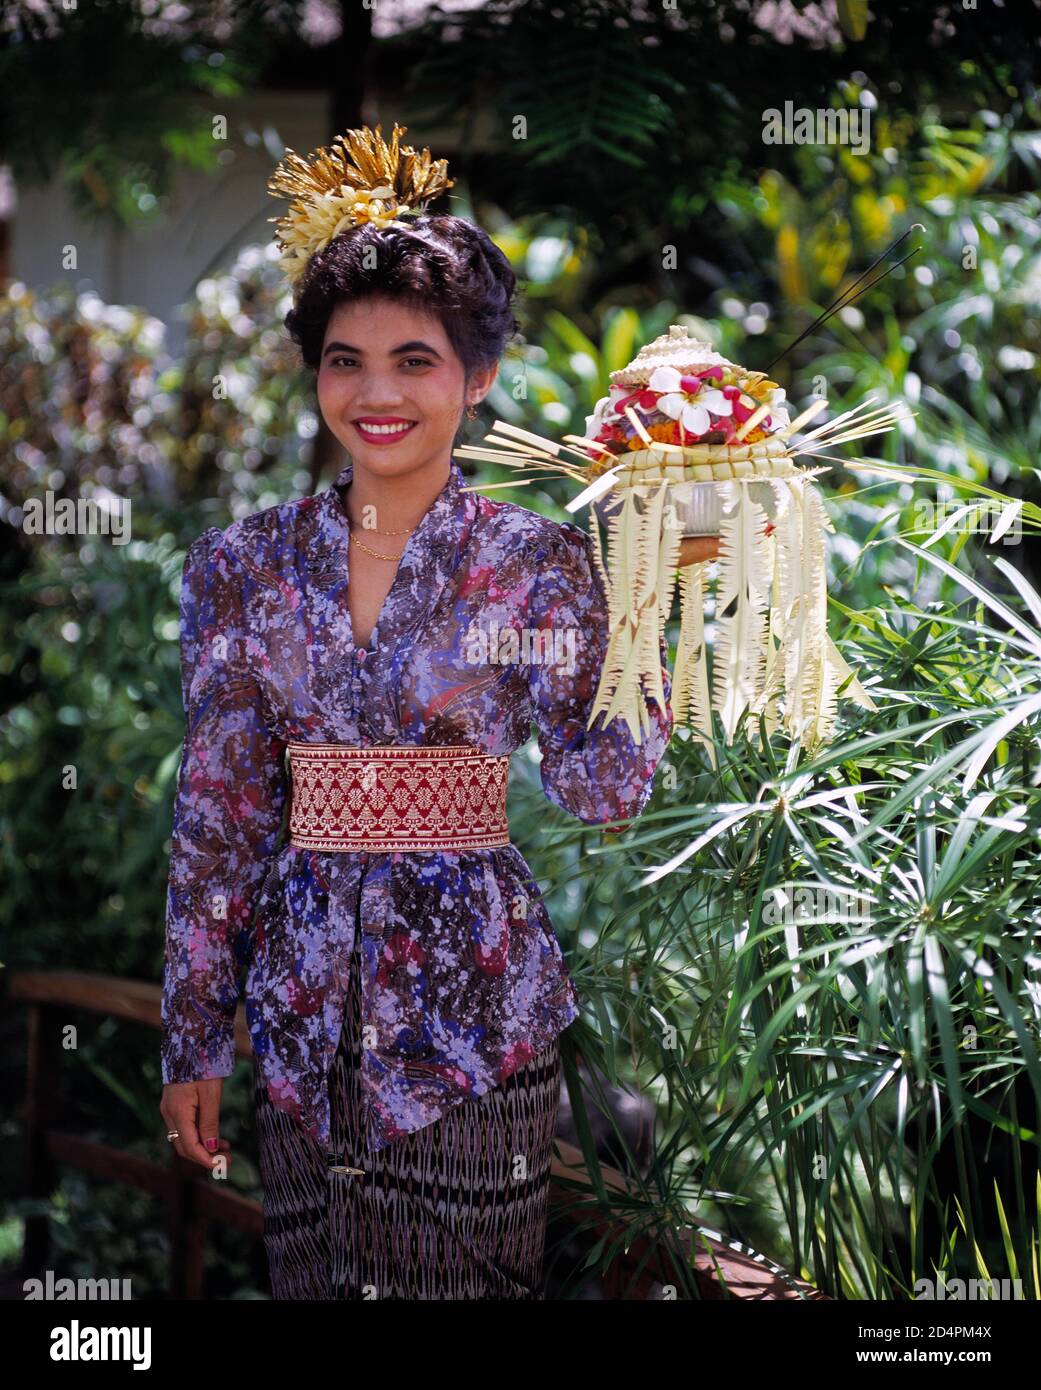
266, 122, 454, 292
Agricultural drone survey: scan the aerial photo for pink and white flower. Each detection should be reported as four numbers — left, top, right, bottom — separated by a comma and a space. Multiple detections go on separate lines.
648, 364, 734, 437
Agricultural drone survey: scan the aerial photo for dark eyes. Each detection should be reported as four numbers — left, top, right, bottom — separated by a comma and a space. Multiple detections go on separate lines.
329, 356, 434, 369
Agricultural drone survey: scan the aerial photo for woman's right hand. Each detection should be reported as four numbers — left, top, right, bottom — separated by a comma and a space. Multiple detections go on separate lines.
160, 1079, 233, 1172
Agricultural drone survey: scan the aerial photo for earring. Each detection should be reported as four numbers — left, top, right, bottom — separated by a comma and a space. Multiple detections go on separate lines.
465, 402, 478, 421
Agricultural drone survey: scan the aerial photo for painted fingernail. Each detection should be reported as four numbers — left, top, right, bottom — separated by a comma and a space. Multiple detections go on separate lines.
205, 1138, 218, 1152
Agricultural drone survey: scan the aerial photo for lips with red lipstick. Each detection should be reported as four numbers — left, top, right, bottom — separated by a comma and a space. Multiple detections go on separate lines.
352, 416, 418, 445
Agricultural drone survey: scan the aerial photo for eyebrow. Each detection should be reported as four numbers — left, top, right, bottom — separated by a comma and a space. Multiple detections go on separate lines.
322, 340, 444, 360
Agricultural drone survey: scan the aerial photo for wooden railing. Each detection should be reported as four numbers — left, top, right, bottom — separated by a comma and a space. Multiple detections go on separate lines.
9, 970, 825, 1301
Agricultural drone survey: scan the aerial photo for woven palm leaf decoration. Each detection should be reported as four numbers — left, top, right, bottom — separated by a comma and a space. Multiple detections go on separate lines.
266, 122, 453, 294
457, 325, 914, 754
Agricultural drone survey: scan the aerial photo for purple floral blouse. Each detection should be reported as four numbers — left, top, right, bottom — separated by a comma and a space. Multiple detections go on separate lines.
161, 456, 673, 1152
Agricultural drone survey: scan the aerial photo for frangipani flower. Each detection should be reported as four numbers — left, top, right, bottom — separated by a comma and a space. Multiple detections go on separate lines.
274, 185, 414, 282
648, 364, 734, 437
584, 393, 612, 437
765, 386, 790, 428
332, 185, 412, 234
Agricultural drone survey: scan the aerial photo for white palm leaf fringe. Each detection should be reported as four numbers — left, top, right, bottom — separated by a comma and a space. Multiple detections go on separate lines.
787, 481, 833, 749
455, 395, 907, 747
774, 478, 810, 742
653, 502, 684, 724
712, 483, 773, 741
592, 480, 672, 740
746, 478, 791, 740
590, 487, 642, 739
643, 480, 676, 715
671, 560, 715, 766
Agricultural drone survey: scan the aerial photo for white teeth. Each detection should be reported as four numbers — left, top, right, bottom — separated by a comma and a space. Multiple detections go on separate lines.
356, 422, 414, 435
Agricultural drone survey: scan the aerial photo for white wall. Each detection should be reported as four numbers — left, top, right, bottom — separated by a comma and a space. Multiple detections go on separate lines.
10, 92, 331, 357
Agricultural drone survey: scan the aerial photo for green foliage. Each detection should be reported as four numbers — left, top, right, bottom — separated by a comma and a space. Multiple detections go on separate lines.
514, 536, 1041, 1297
0, 0, 310, 226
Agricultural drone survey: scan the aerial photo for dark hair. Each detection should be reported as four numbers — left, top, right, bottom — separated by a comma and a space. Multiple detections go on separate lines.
284, 213, 520, 383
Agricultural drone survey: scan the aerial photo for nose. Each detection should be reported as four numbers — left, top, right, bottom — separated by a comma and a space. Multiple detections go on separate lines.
353, 372, 408, 409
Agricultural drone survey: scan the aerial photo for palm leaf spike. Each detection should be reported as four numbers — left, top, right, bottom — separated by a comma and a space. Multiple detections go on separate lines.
607, 487, 662, 740
670, 561, 694, 722
597, 486, 636, 695
585, 499, 612, 600
749, 478, 794, 740
792, 395, 880, 443
588, 488, 640, 729
622, 403, 655, 447
775, 396, 831, 440
598, 489, 658, 738
778, 478, 811, 741
711, 483, 744, 739
712, 484, 772, 740
637, 479, 671, 715
733, 493, 771, 732
806, 487, 844, 749
710, 485, 743, 738
658, 493, 683, 625
765, 484, 794, 736
746, 491, 774, 717
672, 560, 716, 765
789, 483, 832, 747
687, 583, 713, 757
743, 498, 779, 744
731, 401, 772, 442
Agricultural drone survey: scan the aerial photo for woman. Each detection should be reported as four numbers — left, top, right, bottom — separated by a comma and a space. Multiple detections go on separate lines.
159, 124, 718, 1300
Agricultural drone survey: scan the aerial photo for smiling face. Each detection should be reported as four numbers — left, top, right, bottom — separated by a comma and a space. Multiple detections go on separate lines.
316, 295, 497, 481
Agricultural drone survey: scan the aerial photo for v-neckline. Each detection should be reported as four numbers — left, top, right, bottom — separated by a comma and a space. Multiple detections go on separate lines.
345, 532, 401, 656
307, 455, 479, 743
332, 459, 456, 658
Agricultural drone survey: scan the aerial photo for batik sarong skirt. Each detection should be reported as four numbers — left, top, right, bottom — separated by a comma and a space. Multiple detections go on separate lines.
253, 919, 564, 1300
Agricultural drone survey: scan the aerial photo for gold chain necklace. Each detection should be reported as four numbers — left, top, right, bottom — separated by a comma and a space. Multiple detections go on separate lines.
349, 529, 407, 561
344, 501, 415, 560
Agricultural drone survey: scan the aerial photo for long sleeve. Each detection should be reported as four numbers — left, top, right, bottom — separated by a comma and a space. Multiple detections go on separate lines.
160, 526, 289, 1085
526, 521, 674, 827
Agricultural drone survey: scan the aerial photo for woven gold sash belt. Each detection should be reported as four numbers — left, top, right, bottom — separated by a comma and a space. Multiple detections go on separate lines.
286, 742, 512, 852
